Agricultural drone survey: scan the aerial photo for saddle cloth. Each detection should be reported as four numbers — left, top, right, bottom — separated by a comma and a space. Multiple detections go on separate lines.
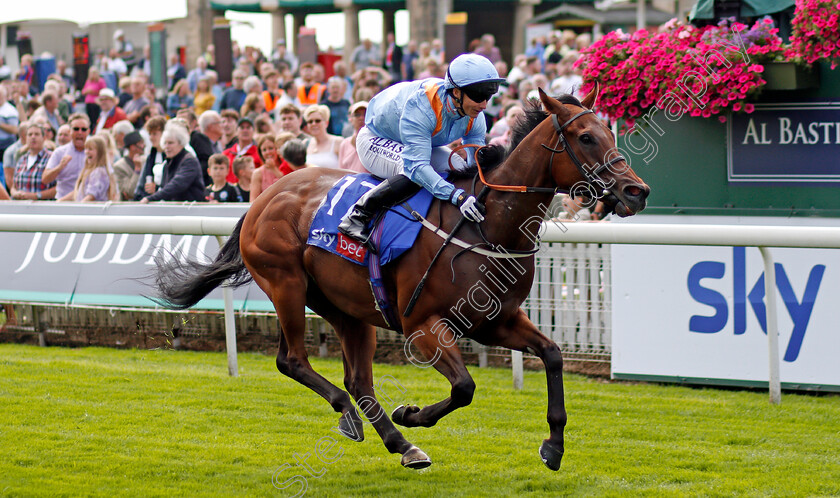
306, 173, 435, 266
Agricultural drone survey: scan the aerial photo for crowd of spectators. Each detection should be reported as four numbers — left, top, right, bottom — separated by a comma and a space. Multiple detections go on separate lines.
0, 28, 600, 218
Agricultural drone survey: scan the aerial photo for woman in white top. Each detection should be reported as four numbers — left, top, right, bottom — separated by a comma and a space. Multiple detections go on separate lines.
302, 105, 342, 169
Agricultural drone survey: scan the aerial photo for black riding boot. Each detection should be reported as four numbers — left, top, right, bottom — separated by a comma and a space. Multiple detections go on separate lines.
338, 174, 421, 243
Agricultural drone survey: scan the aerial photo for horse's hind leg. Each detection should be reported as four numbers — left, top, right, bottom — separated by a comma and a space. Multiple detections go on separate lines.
485, 309, 566, 471
265, 272, 363, 441
314, 299, 430, 469
392, 315, 476, 429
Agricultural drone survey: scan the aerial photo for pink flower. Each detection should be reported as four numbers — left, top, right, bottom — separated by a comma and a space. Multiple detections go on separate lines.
744, 103, 755, 113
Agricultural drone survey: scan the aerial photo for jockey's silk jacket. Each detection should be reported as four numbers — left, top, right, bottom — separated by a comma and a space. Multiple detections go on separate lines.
364, 78, 488, 202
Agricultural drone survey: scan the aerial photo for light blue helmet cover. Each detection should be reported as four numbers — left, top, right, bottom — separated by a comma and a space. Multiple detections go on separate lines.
444, 53, 506, 90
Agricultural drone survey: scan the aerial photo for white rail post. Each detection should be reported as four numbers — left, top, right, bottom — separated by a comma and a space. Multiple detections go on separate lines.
216, 235, 239, 377
512, 350, 524, 390
758, 246, 781, 405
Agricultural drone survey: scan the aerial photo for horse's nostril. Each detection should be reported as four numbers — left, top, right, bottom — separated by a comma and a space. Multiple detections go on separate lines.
625, 186, 642, 197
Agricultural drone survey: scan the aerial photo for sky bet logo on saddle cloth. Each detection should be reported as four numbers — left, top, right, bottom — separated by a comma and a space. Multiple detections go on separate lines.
306, 174, 436, 266
688, 247, 824, 362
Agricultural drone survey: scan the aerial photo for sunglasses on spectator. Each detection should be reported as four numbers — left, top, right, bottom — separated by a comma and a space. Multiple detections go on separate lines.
307, 119, 323, 124
72, 127, 89, 132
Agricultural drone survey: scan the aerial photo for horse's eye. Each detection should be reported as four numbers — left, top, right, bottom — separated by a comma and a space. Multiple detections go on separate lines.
580, 134, 595, 145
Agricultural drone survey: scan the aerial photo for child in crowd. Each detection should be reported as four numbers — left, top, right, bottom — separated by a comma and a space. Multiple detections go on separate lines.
232, 156, 254, 202
205, 153, 243, 202
59, 136, 116, 202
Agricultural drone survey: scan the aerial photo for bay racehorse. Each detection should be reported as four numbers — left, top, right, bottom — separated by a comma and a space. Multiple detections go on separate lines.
153, 86, 649, 470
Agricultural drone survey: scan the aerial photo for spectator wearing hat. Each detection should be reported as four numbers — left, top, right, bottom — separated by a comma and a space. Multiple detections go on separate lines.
222, 117, 262, 183
338, 101, 368, 173
112, 130, 145, 200
93, 89, 128, 134
114, 30, 136, 69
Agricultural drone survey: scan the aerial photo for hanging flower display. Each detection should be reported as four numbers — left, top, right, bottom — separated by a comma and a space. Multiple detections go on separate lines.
575, 18, 785, 129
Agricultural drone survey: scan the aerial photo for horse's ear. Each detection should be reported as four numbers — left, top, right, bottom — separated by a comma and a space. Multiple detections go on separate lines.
581, 82, 599, 109
538, 87, 571, 119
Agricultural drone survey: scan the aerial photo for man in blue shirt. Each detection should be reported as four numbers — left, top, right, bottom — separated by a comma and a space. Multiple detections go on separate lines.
338, 53, 505, 242
219, 69, 247, 111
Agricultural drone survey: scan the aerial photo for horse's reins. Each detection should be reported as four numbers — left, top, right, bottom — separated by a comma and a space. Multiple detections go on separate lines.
403, 109, 625, 318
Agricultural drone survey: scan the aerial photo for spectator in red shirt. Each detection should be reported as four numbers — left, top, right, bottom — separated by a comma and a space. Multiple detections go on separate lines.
222, 117, 261, 183
93, 89, 128, 134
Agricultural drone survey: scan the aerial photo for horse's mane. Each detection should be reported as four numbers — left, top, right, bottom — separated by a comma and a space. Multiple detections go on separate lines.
449, 94, 585, 181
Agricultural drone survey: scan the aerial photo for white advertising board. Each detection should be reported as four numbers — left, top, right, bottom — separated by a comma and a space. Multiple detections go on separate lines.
611, 215, 840, 390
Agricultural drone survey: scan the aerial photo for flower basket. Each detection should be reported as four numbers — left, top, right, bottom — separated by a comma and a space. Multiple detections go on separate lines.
575, 18, 783, 129
762, 61, 820, 90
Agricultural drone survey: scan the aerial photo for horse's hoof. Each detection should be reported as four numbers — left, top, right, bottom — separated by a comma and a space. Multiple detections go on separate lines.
391, 404, 420, 427
400, 446, 432, 470
539, 439, 564, 471
336, 411, 364, 442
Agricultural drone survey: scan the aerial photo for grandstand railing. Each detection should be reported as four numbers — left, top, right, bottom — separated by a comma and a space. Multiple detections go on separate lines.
5, 212, 840, 402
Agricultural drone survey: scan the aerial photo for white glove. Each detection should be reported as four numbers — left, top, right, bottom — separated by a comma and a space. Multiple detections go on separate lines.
456, 195, 485, 222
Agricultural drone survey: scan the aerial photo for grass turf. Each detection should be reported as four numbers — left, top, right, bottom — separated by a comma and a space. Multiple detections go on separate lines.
0, 344, 838, 497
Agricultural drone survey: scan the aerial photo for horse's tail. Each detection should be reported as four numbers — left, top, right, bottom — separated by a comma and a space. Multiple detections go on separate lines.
152, 215, 253, 310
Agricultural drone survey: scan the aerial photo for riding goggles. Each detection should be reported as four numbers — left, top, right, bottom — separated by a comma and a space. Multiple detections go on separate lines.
460, 81, 500, 103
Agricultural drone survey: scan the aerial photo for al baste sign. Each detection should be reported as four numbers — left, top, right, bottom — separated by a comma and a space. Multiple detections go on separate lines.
728, 102, 840, 184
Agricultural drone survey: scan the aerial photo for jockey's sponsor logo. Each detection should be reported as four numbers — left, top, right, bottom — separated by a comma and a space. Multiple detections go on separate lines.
337, 233, 366, 263
311, 228, 335, 247
368, 136, 404, 162
368, 136, 404, 153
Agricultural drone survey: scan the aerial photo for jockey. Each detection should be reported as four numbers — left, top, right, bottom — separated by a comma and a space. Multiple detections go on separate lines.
338, 53, 505, 242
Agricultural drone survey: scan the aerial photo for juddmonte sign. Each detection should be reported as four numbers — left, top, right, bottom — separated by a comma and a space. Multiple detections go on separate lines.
0, 203, 273, 311
728, 102, 840, 183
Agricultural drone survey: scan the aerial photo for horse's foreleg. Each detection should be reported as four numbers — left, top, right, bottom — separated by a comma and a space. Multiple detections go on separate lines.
267, 273, 362, 440
334, 319, 430, 469
393, 316, 476, 429
487, 309, 566, 471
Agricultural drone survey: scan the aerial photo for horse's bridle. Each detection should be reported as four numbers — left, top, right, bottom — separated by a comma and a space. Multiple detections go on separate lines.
469, 108, 626, 195
542, 109, 625, 193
